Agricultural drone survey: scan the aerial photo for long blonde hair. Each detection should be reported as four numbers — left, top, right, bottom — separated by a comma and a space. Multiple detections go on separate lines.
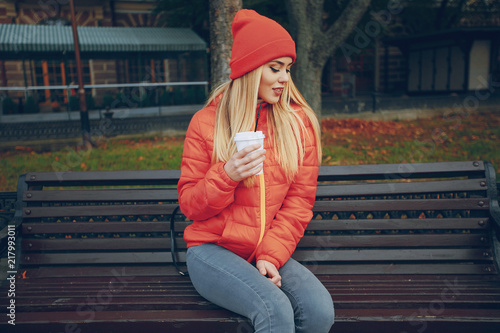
208, 66, 322, 184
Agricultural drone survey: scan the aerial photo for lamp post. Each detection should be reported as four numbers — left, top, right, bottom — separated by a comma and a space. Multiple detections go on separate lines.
69, 0, 92, 148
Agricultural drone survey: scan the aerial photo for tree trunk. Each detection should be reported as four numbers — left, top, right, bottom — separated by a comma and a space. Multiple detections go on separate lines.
209, 0, 242, 89
286, 0, 371, 116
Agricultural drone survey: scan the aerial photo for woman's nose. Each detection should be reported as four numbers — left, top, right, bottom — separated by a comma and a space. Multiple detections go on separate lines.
279, 71, 289, 83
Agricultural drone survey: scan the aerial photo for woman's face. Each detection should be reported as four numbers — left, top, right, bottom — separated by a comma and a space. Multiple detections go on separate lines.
258, 57, 293, 104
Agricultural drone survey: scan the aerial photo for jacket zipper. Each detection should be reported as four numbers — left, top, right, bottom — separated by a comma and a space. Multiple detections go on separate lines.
257, 173, 266, 246
247, 172, 266, 263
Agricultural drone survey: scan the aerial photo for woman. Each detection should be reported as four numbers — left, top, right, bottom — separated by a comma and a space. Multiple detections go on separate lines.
178, 9, 335, 333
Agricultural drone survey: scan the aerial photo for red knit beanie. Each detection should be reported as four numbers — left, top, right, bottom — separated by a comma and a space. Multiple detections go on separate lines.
229, 9, 296, 80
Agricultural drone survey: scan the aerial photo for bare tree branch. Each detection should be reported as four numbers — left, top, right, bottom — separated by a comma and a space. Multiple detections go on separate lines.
323, 0, 371, 60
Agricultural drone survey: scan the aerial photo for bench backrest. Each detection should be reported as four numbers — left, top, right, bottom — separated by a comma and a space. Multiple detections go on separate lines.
17, 161, 500, 276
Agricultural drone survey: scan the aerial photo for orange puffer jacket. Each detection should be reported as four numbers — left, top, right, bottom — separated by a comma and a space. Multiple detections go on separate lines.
178, 98, 319, 270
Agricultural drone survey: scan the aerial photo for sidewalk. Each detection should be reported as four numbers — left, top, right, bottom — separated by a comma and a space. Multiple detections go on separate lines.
322, 91, 500, 120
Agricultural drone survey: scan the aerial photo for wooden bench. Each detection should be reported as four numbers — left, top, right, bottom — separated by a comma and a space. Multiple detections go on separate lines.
1, 160, 500, 332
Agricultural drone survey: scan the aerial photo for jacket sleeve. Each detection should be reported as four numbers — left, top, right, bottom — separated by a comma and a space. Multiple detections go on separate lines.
255, 118, 319, 270
177, 110, 239, 221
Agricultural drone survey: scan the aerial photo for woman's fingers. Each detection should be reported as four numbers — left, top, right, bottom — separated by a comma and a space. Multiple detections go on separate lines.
224, 144, 265, 182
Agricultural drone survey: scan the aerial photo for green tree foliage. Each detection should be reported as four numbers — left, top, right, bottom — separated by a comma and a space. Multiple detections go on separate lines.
153, 0, 210, 42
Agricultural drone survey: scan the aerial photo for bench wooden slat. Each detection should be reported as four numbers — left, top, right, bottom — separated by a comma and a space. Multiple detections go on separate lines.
307, 264, 497, 275
317, 161, 485, 181
8, 309, 500, 333
22, 221, 172, 234
23, 238, 176, 251
313, 198, 488, 212
21, 248, 492, 266
316, 178, 487, 197
21, 218, 490, 236
15, 264, 498, 278
11, 292, 500, 308
15, 284, 500, 296
21, 251, 182, 265
19, 265, 184, 278
23, 204, 178, 218
24, 198, 486, 219
14, 273, 500, 284
24, 189, 179, 202
307, 218, 490, 230
7, 310, 500, 333
25, 170, 181, 187
298, 233, 490, 248
22, 233, 488, 251
27, 179, 488, 202
292, 248, 493, 262
11, 295, 500, 314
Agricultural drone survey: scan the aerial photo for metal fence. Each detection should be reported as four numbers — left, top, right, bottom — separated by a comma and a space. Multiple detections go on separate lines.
0, 81, 209, 114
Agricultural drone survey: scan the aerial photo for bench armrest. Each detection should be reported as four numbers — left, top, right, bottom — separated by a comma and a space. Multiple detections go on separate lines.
0, 191, 17, 257
485, 162, 500, 237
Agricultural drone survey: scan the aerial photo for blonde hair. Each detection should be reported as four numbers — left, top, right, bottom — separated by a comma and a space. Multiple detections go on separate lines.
208, 66, 322, 185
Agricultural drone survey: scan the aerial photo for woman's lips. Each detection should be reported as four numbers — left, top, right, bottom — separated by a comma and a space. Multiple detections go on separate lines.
273, 88, 283, 96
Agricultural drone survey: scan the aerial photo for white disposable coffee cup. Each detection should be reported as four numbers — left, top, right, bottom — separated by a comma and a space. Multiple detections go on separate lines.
234, 131, 265, 175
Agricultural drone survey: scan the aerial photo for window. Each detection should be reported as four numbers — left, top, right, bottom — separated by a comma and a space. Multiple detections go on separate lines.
34, 59, 91, 104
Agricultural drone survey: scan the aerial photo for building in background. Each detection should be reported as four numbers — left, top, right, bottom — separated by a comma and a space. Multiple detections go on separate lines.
323, 2, 500, 98
0, 0, 208, 114
387, 27, 499, 94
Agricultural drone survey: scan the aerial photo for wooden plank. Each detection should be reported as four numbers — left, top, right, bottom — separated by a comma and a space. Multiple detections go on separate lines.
6, 312, 500, 333
6, 309, 500, 333
25, 169, 181, 187
292, 248, 493, 262
22, 237, 186, 251
17, 264, 498, 280
21, 248, 492, 266
315, 274, 500, 283
24, 162, 485, 186
7, 290, 500, 314
22, 233, 487, 252
24, 179, 488, 202
21, 251, 186, 265
317, 161, 485, 181
15, 284, 500, 298
9, 308, 498, 322
11, 309, 246, 325
307, 218, 490, 230
313, 198, 489, 212
22, 221, 172, 234
306, 264, 497, 275
297, 234, 490, 248
13, 266, 184, 279
316, 178, 488, 197
23, 189, 179, 202
12, 273, 500, 292
15, 273, 500, 287
21, 218, 488, 235
10, 293, 500, 311
23, 204, 178, 218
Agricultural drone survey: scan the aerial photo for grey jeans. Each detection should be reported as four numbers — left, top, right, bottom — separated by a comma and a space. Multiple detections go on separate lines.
186, 243, 335, 333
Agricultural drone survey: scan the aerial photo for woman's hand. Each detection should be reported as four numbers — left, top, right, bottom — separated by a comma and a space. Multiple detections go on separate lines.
224, 144, 266, 182
256, 259, 281, 287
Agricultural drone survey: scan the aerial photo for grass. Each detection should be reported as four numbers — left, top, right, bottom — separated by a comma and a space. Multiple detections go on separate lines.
1, 110, 499, 192
0, 137, 185, 191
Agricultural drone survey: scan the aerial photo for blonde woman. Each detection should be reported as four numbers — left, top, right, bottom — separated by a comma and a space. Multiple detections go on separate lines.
177, 9, 335, 333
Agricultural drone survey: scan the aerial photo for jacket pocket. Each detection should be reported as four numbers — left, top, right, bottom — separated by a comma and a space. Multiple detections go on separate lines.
218, 219, 260, 258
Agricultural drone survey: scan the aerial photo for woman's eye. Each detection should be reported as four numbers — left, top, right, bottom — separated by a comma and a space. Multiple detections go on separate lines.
270, 67, 291, 74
